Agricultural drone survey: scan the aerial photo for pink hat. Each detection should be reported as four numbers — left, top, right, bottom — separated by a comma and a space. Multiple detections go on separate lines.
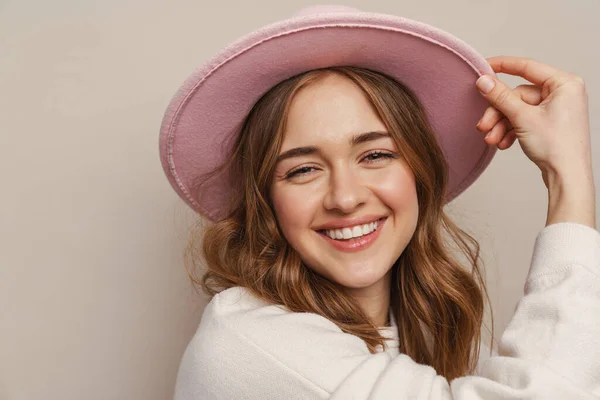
159, 5, 497, 221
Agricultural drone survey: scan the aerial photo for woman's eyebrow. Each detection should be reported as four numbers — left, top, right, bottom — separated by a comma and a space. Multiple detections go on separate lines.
276, 131, 391, 163
351, 131, 390, 146
276, 146, 319, 163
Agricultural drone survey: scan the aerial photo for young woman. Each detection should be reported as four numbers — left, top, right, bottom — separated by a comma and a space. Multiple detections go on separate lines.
159, 6, 599, 399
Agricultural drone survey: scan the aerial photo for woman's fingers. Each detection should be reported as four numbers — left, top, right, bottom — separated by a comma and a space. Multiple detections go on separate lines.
485, 56, 569, 89
475, 75, 534, 124
484, 117, 514, 149
517, 84, 543, 105
497, 129, 518, 150
476, 106, 503, 133
476, 84, 542, 133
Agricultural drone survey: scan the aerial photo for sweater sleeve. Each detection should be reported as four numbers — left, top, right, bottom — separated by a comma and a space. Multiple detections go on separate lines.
173, 222, 600, 400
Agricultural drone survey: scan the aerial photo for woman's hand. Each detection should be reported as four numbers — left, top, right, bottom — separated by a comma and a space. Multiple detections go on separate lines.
475, 56, 596, 228
474, 56, 592, 186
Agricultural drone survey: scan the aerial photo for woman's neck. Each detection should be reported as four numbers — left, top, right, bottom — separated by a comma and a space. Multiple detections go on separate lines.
344, 272, 392, 327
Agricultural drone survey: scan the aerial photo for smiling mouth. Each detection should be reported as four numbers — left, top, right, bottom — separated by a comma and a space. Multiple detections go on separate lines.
317, 217, 386, 241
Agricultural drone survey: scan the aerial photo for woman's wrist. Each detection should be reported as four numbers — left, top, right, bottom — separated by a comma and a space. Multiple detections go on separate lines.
543, 166, 596, 229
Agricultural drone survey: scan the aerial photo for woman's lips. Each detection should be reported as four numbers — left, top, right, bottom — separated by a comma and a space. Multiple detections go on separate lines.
317, 218, 386, 253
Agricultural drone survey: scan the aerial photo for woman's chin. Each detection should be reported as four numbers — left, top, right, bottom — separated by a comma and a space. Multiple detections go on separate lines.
334, 271, 387, 290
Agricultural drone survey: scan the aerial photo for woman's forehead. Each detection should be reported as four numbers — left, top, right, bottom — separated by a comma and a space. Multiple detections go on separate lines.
281, 80, 387, 150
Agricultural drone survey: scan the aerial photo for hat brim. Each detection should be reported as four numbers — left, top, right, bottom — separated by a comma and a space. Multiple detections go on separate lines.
159, 11, 497, 220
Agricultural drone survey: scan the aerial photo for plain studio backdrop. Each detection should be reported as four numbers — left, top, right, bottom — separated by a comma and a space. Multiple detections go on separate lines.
1, 0, 598, 399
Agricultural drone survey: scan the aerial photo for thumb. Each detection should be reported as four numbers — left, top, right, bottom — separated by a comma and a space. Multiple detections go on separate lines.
476, 75, 526, 121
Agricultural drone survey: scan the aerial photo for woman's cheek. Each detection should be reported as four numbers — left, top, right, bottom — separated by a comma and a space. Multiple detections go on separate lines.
367, 165, 416, 202
363, 164, 403, 187
273, 186, 317, 229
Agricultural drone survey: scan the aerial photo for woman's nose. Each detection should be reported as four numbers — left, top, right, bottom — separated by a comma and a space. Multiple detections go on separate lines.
323, 169, 370, 213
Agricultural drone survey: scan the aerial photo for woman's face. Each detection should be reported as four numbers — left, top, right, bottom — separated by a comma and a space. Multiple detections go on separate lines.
270, 74, 419, 297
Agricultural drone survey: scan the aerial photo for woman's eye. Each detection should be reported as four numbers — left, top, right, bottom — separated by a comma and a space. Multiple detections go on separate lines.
362, 151, 396, 163
285, 166, 316, 179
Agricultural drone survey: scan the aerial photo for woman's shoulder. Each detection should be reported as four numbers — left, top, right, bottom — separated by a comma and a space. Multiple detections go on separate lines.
211, 285, 271, 308
202, 286, 347, 334
197, 286, 371, 357
176, 286, 395, 399
204, 286, 290, 323
174, 286, 376, 399
174, 286, 325, 398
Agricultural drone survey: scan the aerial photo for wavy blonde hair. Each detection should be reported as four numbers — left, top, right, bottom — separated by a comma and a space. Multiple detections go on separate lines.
185, 66, 495, 381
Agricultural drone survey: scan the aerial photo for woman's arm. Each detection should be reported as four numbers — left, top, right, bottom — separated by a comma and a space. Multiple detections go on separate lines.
545, 167, 596, 229
447, 222, 600, 399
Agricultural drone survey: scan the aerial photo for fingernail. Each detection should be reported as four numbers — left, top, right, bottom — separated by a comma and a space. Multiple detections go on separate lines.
476, 76, 495, 94
485, 131, 492, 139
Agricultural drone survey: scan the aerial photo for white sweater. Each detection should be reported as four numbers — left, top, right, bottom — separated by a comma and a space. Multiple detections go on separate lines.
173, 222, 600, 399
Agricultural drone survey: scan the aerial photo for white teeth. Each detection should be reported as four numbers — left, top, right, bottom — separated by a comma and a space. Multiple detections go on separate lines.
324, 219, 382, 240
362, 224, 370, 234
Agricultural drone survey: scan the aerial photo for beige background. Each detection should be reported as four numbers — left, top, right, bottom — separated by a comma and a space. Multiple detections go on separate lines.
1, 0, 598, 399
